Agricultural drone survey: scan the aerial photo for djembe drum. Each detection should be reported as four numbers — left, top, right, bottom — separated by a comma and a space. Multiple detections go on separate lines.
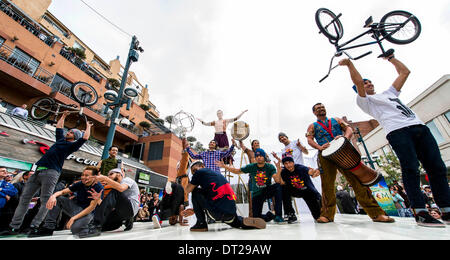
321, 137, 382, 186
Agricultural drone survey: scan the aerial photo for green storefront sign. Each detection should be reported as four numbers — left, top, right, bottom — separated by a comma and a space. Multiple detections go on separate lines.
137, 171, 150, 185
0, 156, 33, 171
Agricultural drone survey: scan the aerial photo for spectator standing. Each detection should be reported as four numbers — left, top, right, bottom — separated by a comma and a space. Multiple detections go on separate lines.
0, 166, 18, 213
148, 192, 160, 218
11, 104, 28, 120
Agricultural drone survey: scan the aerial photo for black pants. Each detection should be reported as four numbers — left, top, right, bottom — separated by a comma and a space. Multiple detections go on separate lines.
252, 184, 283, 221
387, 124, 450, 210
93, 190, 134, 231
192, 188, 251, 229
282, 185, 322, 220
159, 183, 184, 219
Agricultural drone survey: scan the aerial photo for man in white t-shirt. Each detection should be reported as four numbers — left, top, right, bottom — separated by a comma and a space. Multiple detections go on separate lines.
79, 168, 140, 238
339, 55, 450, 228
277, 132, 308, 165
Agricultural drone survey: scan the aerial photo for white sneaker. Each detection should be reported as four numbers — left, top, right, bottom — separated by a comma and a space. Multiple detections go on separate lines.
165, 181, 173, 195
152, 215, 161, 229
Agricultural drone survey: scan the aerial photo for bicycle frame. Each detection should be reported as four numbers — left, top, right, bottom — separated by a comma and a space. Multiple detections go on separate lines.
319, 14, 416, 83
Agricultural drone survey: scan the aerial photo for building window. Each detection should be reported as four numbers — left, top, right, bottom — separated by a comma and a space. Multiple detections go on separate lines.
426, 120, 445, 145
445, 110, 450, 123
42, 15, 69, 37
148, 141, 164, 161
73, 41, 85, 52
10, 48, 40, 75
0, 37, 4, 47
92, 58, 109, 71
50, 74, 72, 96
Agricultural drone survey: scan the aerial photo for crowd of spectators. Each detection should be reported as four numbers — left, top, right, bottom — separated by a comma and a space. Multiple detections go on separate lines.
335, 179, 447, 220
135, 189, 161, 222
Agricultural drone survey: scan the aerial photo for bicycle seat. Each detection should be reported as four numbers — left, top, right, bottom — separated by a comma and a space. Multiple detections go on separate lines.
378, 48, 395, 58
364, 16, 373, 28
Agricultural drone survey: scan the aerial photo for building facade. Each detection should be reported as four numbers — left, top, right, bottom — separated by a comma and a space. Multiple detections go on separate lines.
0, 0, 182, 186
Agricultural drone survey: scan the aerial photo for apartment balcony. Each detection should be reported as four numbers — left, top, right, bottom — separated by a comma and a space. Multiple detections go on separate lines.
59, 47, 102, 83
0, 1, 56, 47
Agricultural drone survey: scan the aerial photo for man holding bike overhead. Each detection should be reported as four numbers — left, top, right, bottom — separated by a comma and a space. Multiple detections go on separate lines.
339, 55, 450, 228
0, 111, 94, 236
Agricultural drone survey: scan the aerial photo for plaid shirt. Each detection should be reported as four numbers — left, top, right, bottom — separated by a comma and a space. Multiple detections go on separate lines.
186, 145, 234, 173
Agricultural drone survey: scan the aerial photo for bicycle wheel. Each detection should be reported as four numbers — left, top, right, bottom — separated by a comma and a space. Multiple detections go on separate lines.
31, 97, 55, 120
315, 8, 344, 42
379, 10, 421, 45
71, 81, 98, 107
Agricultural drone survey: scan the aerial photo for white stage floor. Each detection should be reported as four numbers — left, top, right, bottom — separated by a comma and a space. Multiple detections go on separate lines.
2, 213, 449, 240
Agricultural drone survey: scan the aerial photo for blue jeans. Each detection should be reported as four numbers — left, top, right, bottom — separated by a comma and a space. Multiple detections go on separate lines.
387, 125, 450, 210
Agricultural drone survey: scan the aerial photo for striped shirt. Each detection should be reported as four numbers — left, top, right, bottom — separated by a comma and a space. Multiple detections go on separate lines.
186, 145, 235, 173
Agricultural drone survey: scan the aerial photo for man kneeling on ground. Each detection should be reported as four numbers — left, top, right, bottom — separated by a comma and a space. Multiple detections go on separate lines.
30, 166, 103, 237
182, 161, 266, 231
79, 168, 139, 238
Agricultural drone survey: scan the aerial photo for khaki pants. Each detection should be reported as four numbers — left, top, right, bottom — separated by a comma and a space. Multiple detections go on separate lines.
318, 154, 385, 221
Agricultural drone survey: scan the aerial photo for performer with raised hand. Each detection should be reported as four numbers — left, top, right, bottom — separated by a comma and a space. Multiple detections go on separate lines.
339, 55, 450, 227
197, 109, 248, 161
217, 149, 285, 224
306, 103, 394, 224
152, 138, 191, 228
273, 154, 322, 223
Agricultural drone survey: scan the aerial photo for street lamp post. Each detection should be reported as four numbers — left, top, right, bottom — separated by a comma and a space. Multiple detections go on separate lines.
101, 35, 144, 160
355, 127, 376, 170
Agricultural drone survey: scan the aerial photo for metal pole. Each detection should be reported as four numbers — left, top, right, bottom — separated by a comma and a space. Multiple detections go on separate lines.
356, 127, 376, 170
102, 36, 137, 159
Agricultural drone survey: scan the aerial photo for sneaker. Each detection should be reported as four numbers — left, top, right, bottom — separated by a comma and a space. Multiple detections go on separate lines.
243, 217, 266, 229
440, 212, 450, 225
287, 213, 298, 224
27, 227, 54, 238
124, 217, 134, 231
274, 216, 286, 225
190, 222, 208, 232
265, 211, 275, 222
414, 211, 446, 228
0, 227, 20, 236
78, 225, 102, 239
152, 215, 161, 229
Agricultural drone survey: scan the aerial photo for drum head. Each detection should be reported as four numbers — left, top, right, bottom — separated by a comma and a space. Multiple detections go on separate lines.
230, 121, 249, 141
321, 137, 345, 157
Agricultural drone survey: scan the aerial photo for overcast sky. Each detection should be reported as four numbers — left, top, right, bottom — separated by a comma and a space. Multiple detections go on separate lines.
49, 0, 450, 157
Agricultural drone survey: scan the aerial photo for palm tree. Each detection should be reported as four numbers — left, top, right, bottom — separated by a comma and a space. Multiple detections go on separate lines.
165, 115, 174, 129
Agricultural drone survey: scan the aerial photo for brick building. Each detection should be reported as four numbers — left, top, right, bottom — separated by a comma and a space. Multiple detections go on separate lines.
0, 0, 182, 189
